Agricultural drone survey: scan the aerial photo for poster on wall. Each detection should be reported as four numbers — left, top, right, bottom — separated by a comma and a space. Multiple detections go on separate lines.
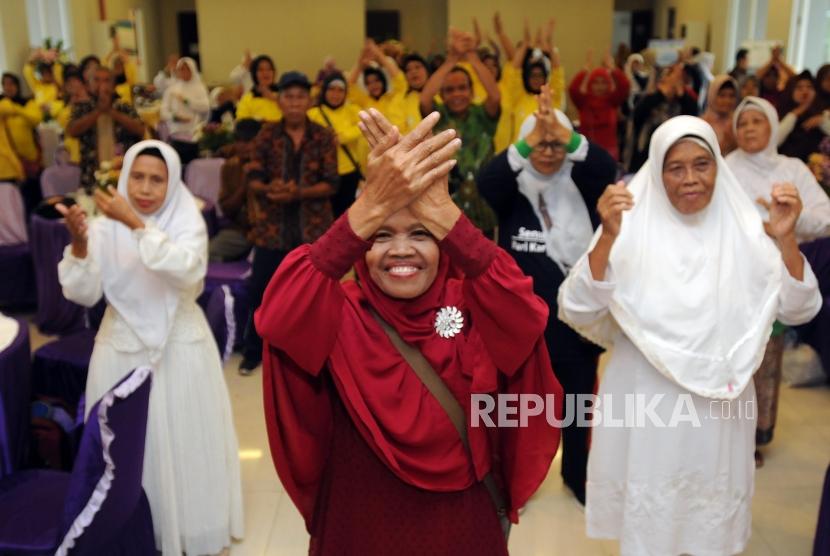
648, 39, 686, 66
92, 9, 147, 82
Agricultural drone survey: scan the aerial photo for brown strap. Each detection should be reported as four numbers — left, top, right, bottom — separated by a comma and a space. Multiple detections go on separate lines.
370, 310, 507, 516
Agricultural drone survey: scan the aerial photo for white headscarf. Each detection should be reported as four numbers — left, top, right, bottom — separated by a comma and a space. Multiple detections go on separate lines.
516, 113, 594, 274
161, 57, 210, 140
726, 96, 830, 241
92, 140, 206, 358
559, 116, 783, 400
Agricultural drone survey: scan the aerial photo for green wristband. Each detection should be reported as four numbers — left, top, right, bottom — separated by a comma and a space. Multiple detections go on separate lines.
565, 131, 581, 154
514, 138, 533, 158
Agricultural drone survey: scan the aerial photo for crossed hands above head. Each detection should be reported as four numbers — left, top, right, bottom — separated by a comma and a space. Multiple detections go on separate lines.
348, 108, 462, 240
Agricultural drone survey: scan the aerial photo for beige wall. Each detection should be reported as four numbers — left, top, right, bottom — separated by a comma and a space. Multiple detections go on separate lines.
366, 0, 447, 56
651, 0, 732, 72
196, 0, 366, 85
766, 0, 793, 44
448, 0, 614, 114
0, 0, 31, 79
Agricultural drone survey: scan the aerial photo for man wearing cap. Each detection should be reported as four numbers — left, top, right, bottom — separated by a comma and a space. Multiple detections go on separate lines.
239, 71, 339, 374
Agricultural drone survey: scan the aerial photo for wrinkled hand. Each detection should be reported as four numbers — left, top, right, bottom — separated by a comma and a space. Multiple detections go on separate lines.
356, 109, 460, 216
761, 183, 802, 240
527, 84, 569, 146
94, 186, 143, 230
55, 203, 89, 257
597, 181, 634, 238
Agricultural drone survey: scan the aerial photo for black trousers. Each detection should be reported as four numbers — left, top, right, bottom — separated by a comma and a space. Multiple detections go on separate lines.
551, 355, 599, 501
170, 140, 200, 173
242, 246, 289, 363
330, 170, 360, 219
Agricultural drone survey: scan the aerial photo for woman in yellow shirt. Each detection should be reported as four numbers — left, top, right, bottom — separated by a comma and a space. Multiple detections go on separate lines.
1, 73, 43, 166
105, 50, 138, 105
308, 73, 365, 217
236, 55, 282, 122
347, 40, 406, 127
23, 59, 63, 111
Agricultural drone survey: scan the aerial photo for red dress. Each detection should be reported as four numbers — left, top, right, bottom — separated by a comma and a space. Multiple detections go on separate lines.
256, 213, 563, 555
569, 68, 630, 160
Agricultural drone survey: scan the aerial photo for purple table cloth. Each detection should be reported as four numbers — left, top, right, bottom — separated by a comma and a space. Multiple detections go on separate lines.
39, 164, 81, 198
184, 158, 224, 204
0, 244, 36, 308
199, 261, 251, 352
797, 238, 830, 374
31, 329, 96, 415
31, 215, 87, 336
0, 319, 31, 479
0, 366, 155, 555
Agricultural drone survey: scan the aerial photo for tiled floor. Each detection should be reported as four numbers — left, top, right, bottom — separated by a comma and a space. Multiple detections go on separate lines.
26, 324, 830, 555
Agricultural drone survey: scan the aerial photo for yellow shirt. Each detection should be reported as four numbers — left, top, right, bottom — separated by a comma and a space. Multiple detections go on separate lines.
236, 91, 283, 122
348, 72, 407, 129
307, 103, 366, 175
0, 98, 42, 162
391, 89, 424, 135
494, 64, 565, 153
51, 100, 81, 164
23, 62, 63, 109
0, 122, 23, 180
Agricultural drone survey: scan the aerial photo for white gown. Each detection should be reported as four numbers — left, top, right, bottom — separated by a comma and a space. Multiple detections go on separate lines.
559, 254, 822, 556
58, 223, 244, 555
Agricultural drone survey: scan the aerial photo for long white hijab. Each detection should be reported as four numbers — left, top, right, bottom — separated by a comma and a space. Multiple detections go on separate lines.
516, 113, 594, 274
560, 116, 783, 399
92, 140, 206, 357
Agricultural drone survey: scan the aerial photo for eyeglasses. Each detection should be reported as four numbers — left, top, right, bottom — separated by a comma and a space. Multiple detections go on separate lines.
534, 141, 566, 153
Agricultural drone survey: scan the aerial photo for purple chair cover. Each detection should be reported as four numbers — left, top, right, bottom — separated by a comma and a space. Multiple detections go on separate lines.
0, 366, 154, 556
31, 215, 87, 335
0, 320, 31, 479
199, 261, 251, 349
31, 329, 96, 415
205, 285, 240, 362
184, 158, 224, 204
200, 198, 219, 238
797, 238, 830, 373
40, 165, 81, 198
0, 183, 28, 245
0, 244, 36, 308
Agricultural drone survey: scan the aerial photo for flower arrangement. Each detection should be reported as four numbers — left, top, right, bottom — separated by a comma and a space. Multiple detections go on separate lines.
30, 38, 70, 72
93, 160, 119, 194
197, 122, 235, 156
807, 136, 830, 197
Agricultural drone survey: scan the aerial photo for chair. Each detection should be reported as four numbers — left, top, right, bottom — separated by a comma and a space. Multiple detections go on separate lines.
796, 237, 830, 373
31, 329, 97, 419
184, 157, 224, 204
30, 215, 87, 335
199, 261, 251, 356
0, 184, 36, 308
0, 366, 155, 555
40, 164, 81, 198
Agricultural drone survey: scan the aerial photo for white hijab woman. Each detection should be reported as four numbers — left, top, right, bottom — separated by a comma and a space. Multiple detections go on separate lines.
558, 116, 821, 554
726, 95, 830, 242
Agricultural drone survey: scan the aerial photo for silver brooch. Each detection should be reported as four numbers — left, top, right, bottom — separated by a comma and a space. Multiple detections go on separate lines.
434, 306, 464, 338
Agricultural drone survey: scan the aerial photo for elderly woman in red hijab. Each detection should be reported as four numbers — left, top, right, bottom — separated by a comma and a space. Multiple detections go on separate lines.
568, 51, 630, 160
255, 108, 563, 555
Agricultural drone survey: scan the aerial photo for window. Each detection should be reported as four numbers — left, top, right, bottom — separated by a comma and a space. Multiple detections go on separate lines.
25, 0, 73, 56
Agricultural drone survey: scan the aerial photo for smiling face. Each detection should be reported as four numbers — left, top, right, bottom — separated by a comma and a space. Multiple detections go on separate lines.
127, 154, 169, 214
255, 60, 275, 87
713, 84, 737, 115
365, 208, 440, 300
365, 73, 384, 99
440, 70, 473, 115
735, 108, 772, 154
527, 66, 546, 93
661, 140, 717, 214
404, 60, 428, 91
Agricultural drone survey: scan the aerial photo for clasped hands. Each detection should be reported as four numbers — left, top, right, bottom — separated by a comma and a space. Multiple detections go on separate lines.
347, 108, 462, 241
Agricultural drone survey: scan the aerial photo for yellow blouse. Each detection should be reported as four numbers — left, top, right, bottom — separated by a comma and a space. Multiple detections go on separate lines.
0, 98, 43, 162
236, 91, 283, 122
347, 72, 407, 129
307, 103, 366, 175
494, 64, 565, 153
23, 62, 63, 109
0, 123, 23, 181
